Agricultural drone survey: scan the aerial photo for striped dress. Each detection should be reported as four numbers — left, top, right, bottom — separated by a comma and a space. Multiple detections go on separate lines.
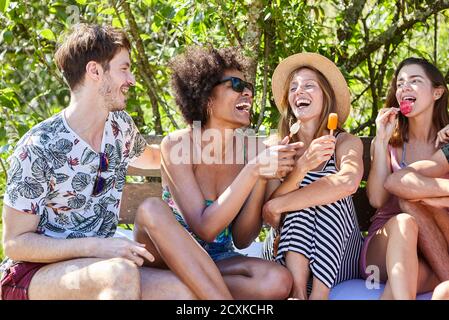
262, 144, 363, 288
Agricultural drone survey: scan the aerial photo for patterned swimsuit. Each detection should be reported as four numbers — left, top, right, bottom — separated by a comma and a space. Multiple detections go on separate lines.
162, 186, 242, 262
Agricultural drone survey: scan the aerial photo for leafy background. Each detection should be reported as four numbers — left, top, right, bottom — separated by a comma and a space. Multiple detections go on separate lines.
2, 0, 449, 259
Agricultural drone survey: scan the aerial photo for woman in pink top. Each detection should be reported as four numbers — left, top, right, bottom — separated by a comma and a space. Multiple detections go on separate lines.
361, 57, 449, 299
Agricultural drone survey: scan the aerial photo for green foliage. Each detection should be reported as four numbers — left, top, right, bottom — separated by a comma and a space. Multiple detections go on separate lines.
2, 0, 449, 140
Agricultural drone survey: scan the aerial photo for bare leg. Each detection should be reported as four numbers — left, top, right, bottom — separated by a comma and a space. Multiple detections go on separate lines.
28, 258, 141, 300
432, 281, 449, 300
285, 251, 310, 300
134, 198, 232, 300
309, 277, 330, 300
382, 281, 394, 300
216, 256, 292, 300
399, 200, 449, 281
416, 258, 439, 294
139, 267, 197, 300
379, 259, 437, 300
28, 256, 199, 300
366, 213, 419, 299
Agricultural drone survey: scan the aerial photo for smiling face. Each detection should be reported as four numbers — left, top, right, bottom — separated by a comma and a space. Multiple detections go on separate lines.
208, 69, 253, 128
98, 48, 136, 112
395, 64, 441, 118
287, 68, 324, 122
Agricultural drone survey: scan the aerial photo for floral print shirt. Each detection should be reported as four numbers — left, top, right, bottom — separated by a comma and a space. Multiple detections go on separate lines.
3, 110, 146, 240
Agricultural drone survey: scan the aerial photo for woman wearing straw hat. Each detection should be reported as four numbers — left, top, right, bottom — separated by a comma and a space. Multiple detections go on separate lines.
262, 52, 364, 299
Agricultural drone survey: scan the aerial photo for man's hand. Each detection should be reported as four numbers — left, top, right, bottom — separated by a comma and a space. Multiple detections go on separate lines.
95, 237, 155, 266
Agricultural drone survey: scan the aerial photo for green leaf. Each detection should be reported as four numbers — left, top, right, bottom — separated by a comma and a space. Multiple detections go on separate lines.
140, 33, 151, 41
0, 30, 13, 44
100, 7, 115, 15
112, 17, 122, 28
75, 0, 87, 5
151, 22, 161, 33
39, 29, 56, 41
0, 0, 10, 13
0, 139, 7, 150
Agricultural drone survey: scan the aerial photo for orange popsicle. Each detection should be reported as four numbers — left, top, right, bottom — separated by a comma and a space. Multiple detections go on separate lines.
327, 113, 338, 136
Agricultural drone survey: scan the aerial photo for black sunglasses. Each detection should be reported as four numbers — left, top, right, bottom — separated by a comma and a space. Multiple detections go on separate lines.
92, 152, 109, 196
216, 76, 254, 96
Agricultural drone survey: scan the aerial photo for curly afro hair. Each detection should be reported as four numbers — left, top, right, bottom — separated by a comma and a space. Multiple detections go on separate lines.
170, 46, 250, 126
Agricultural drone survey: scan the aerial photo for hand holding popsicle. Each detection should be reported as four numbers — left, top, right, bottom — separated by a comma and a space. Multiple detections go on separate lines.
375, 108, 399, 141
327, 113, 338, 136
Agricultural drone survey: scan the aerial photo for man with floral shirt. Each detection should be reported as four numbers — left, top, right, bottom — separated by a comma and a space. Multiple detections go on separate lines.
0, 24, 232, 300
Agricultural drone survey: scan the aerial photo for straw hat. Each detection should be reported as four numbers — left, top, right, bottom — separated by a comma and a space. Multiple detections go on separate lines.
272, 52, 351, 124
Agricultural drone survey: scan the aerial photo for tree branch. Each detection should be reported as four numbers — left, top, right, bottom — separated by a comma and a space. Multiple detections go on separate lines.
241, 0, 264, 84
350, 118, 375, 134
215, 0, 243, 48
118, 1, 180, 132
344, 0, 449, 72
256, 6, 275, 132
337, 0, 367, 53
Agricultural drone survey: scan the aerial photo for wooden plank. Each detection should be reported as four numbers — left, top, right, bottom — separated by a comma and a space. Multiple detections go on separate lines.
119, 182, 162, 224
126, 167, 161, 177
360, 136, 373, 181
352, 187, 376, 231
145, 135, 164, 144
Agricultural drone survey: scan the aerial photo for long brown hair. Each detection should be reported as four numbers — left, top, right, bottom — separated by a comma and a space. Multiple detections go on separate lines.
278, 66, 344, 142
386, 58, 449, 147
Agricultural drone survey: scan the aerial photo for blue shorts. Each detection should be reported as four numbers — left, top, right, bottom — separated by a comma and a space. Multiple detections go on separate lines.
203, 242, 244, 262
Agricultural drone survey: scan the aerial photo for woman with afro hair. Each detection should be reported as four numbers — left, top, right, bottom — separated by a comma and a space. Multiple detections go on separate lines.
134, 46, 301, 299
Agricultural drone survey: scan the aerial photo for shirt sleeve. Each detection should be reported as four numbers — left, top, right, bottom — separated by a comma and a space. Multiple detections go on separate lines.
126, 114, 147, 162
3, 136, 51, 216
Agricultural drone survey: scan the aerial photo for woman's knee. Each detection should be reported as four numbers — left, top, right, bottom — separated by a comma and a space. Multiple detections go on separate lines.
135, 197, 169, 229
255, 262, 293, 299
432, 281, 449, 300
388, 213, 419, 237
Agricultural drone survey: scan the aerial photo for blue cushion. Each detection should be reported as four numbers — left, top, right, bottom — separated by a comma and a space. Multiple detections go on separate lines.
329, 279, 432, 300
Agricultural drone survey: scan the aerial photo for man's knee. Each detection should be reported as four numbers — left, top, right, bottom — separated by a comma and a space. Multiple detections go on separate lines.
136, 197, 168, 229
99, 258, 141, 300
